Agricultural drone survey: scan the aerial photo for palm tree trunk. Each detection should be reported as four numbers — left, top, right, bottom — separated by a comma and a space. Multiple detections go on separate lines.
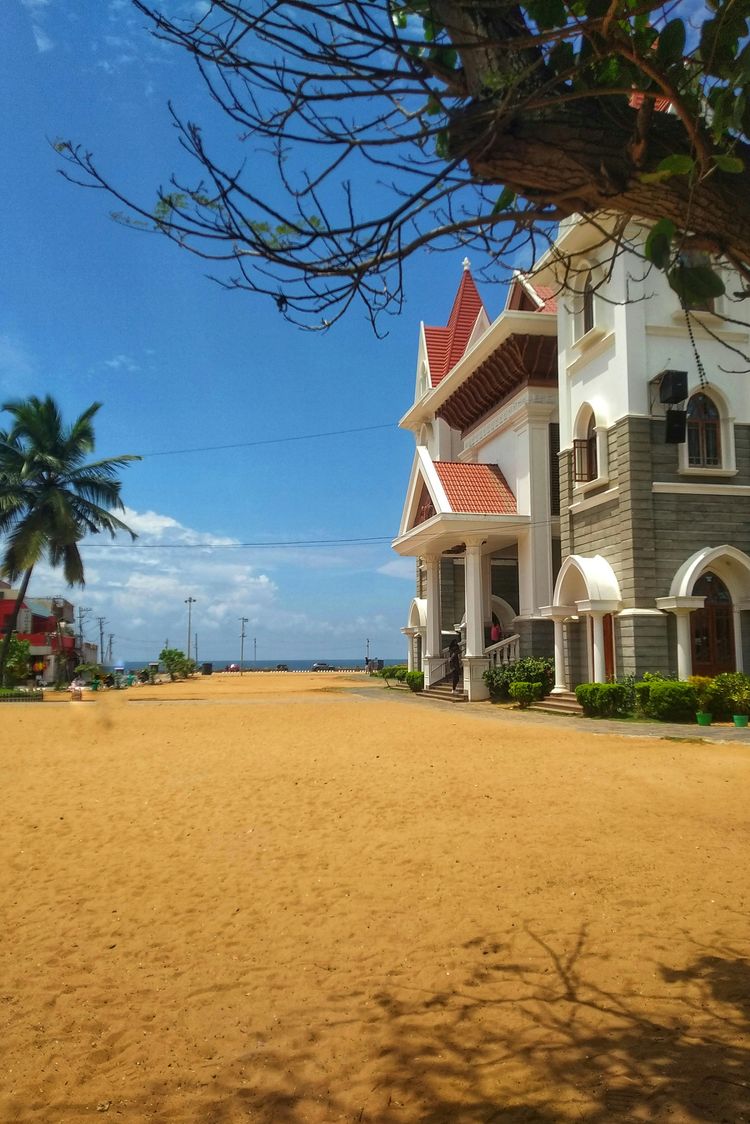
0, 567, 34, 686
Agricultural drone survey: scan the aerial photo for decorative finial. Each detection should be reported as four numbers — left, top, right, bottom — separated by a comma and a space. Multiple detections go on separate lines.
462, 256, 471, 272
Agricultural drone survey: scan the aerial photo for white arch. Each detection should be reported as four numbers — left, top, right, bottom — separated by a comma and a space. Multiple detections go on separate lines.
407, 598, 427, 629
669, 545, 750, 602
553, 553, 622, 607
573, 401, 596, 441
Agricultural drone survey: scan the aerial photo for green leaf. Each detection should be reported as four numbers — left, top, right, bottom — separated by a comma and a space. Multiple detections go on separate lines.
668, 265, 726, 304
656, 154, 695, 177
526, 0, 566, 30
491, 187, 516, 214
713, 153, 745, 174
435, 130, 448, 159
656, 19, 686, 65
644, 218, 676, 269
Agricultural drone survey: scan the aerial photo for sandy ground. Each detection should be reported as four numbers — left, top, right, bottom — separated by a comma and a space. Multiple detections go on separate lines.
1, 672, 749, 1124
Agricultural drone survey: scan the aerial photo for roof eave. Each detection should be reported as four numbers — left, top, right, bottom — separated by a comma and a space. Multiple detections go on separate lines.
399, 310, 557, 431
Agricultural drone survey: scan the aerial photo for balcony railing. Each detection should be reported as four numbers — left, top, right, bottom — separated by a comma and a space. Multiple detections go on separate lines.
485, 634, 520, 667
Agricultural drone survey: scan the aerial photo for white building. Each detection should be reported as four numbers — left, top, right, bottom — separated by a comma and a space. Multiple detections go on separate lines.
393, 223, 750, 700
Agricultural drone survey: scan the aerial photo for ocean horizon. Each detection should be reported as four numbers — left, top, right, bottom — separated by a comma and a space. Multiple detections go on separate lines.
110, 657, 406, 673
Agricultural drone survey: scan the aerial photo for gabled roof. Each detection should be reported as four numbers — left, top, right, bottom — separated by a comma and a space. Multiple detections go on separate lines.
433, 462, 517, 515
507, 274, 558, 314
423, 266, 487, 388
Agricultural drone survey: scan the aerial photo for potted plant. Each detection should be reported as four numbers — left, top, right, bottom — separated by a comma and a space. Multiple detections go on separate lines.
689, 676, 714, 726
729, 680, 750, 727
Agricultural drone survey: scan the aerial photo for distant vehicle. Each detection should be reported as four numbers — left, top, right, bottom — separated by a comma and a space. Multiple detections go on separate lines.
275, 664, 289, 672
312, 661, 336, 671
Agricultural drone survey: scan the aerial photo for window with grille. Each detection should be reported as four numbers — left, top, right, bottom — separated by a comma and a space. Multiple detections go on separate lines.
573, 418, 598, 482
687, 393, 720, 467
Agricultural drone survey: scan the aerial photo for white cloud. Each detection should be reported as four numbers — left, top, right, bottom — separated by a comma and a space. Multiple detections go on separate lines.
0, 332, 35, 387
31, 25, 54, 51
378, 558, 416, 580
103, 353, 139, 372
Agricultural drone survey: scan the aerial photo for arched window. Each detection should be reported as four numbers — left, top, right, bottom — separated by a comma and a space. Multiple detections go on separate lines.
582, 271, 595, 335
687, 393, 720, 468
573, 411, 598, 482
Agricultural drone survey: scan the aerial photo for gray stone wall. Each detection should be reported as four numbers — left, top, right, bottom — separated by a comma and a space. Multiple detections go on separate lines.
615, 613, 673, 679
440, 558, 465, 633
491, 559, 519, 613
515, 618, 554, 661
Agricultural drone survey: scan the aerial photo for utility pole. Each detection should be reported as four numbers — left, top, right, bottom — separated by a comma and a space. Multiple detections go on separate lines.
96, 616, 106, 664
239, 617, 248, 675
107, 634, 114, 664
194, 633, 198, 664
77, 606, 91, 651
253, 637, 257, 668
184, 597, 196, 657
366, 637, 370, 667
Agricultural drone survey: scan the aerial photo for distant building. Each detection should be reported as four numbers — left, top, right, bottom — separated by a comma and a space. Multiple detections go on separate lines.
393, 220, 750, 699
0, 582, 97, 682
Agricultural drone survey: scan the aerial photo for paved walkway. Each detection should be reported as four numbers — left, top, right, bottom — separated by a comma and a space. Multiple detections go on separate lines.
366, 681, 750, 743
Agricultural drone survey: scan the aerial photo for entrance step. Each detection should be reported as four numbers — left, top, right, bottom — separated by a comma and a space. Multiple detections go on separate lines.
529, 690, 583, 716
421, 682, 468, 703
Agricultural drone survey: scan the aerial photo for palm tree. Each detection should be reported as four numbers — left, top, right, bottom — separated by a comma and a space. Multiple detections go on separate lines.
0, 395, 140, 682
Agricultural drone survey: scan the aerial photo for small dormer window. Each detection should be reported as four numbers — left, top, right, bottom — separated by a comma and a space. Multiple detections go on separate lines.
582, 272, 595, 335
573, 264, 598, 342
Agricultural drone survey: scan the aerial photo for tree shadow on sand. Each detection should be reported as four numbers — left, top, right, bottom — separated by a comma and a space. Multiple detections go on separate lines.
107, 925, 750, 1122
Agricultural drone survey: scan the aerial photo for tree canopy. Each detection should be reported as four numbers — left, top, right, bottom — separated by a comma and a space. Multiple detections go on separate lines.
58, 0, 750, 328
0, 396, 139, 680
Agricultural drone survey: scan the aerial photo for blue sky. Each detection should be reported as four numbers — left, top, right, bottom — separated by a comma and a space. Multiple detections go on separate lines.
2, 0, 499, 664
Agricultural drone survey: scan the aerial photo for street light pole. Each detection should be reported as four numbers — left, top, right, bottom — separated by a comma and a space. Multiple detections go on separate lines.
239, 617, 248, 675
184, 597, 196, 657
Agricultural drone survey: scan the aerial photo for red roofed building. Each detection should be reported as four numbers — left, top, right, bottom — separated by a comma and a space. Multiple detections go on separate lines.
0, 586, 94, 682
393, 216, 750, 702
394, 262, 559, 699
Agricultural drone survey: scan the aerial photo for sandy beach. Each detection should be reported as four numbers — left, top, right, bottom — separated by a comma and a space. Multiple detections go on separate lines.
2, 672, 749, 1123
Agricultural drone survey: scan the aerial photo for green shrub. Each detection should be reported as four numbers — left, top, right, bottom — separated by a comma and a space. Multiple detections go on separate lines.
508, 681, 542, 708
634, 681, 652, 713
643, 681, 698, 722
405, 670, 424, 692
380, 664, 408, 681
393, 666, 408, 682
483, 657, 554, 701
575, 682, 632, 718
712, 672, 750, 719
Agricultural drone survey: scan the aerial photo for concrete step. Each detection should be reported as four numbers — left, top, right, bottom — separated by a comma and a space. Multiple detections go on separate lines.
530, 691, 583, 716
420, 684, 468, 703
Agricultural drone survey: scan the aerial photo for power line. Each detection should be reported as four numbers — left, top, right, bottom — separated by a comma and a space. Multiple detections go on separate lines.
140, 423, 394, 459
91, 537, 393, 550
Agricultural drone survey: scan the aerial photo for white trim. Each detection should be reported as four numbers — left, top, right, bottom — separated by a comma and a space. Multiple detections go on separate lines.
645, 323, 749, 343
569, 486, 620, 515
566, 332, 615, 376
653, 482, 750, 496
618, 608, 667, 617
678, 467, 738, 478
461, 387, 557, 451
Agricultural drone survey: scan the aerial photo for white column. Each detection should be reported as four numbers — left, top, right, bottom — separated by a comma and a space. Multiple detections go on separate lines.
464, 539, 484, 658
552, 617, 567, 693
591, 612, 606, 683
675, 610, 693, 680
733, 606, 743, 672
407, 634, 415, 672
424, 555, 441, 658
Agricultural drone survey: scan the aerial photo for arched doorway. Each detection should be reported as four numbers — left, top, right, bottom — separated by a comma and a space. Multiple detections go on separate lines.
691, 572, 735, 676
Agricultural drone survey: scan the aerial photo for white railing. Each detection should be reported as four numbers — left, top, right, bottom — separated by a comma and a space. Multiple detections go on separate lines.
485, 633, 520, 667
426, 655, 449, 685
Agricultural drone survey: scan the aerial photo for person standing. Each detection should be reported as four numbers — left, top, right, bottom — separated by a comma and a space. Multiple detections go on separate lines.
449, 639, 462, 694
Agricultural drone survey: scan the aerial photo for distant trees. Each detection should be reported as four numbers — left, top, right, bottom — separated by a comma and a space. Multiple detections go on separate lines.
58, 1, 750, 328
0, 396, 139, 684
159, 647, 197, 680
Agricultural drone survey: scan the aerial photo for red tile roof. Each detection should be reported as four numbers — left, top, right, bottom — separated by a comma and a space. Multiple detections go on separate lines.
528, 283, 557, 313
424, 269, 486, 387
629, 91, 672, 112
434, 461, 517, 515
